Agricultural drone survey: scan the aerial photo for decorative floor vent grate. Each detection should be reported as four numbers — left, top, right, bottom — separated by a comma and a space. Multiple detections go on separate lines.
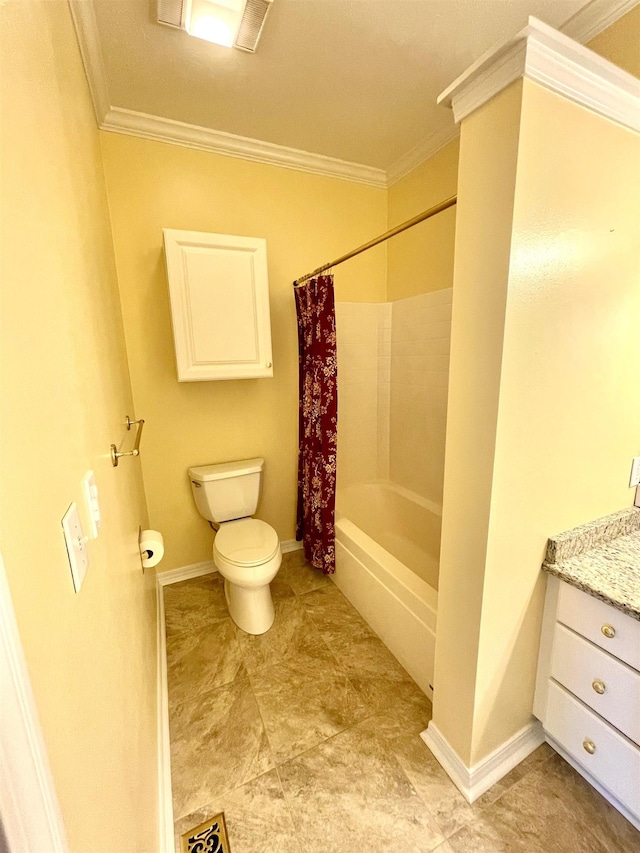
180, 813, 231, 853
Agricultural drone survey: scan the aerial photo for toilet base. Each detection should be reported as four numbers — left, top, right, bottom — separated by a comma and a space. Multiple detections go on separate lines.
224, 578, 275, 635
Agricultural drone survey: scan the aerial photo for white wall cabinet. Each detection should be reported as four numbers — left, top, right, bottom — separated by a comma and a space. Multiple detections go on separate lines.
163, 229, 273, 381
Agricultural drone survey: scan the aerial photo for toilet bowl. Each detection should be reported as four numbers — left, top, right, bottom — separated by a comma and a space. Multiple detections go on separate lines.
213, 518, 282, 634
188, 458, 282, 635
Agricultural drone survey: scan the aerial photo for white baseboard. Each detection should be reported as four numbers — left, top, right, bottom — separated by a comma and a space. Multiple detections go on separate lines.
421, 719, 545, 803
156, 560, 217, 587
156, 578, 174, 853
281, 539, 303, 554
154, 557, 218, 847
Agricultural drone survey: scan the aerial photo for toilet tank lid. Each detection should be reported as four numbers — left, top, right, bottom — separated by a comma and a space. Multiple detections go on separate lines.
188, 458, 265, 482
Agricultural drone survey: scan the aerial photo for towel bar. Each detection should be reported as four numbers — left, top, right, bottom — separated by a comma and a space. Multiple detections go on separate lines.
110, 416, 145, 467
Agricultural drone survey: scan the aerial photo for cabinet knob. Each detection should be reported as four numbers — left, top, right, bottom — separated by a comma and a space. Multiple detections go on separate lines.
266, 362, 272, 368
592, 679, 606, 695
582, 739, 596, 755
601, 624, 615, 639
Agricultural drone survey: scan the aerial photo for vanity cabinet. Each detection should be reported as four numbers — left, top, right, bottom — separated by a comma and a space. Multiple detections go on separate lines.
163, 229, 273, 381
534, 576, 640, 829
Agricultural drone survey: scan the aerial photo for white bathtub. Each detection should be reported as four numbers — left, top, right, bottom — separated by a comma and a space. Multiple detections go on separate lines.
334, 481, 439, 699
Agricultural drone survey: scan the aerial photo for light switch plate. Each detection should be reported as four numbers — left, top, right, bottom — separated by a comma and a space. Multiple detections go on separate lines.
82, 470, 101, 538
62, 502, 88, 593
630, 457, 640, 489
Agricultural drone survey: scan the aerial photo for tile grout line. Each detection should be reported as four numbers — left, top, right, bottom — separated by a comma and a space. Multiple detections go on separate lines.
168, 558, 437, 847
243, 563, 308, 852
165, 574, 266, 829
172, 560, 333, 845
272, 763, 306, 853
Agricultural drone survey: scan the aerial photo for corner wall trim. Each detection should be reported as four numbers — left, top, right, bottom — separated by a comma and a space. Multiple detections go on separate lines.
68, 0, 110, 124
0, 552, 69, 851
421, 719, 545, 803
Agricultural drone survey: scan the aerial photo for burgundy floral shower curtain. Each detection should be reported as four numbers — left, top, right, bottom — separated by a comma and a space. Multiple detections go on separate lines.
294, 274, 338, 574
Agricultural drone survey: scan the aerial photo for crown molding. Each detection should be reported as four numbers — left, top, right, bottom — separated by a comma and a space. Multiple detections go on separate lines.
438, 16, 640, 134
70, 0, 639, 189
100, 107, 387, 187
560, 0, 639, 44
353, 1, 640, 183
386, 124, 460, 186
68, 0, 110, 124
69, 0, 386, 186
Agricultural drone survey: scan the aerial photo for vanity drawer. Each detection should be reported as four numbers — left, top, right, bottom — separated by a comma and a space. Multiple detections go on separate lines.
546, 680, 640, 817
556, 582, 640, 671
551, 623, 640, 745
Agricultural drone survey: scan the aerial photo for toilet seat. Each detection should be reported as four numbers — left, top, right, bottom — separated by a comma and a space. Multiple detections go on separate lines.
214, 518, 279, 566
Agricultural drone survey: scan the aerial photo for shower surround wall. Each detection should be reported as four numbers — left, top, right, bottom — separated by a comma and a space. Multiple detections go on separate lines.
336, 289, 452, 506
335, 302, 391, 486
390, 289, 452, 506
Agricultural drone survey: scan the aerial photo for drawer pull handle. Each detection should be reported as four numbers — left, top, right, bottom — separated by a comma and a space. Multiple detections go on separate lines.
592, 680, 606, 695
601, 624, 616, 639
583, 739, 596, 755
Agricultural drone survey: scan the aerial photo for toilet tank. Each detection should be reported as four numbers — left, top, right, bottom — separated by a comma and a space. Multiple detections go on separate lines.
188, 458, 264, 523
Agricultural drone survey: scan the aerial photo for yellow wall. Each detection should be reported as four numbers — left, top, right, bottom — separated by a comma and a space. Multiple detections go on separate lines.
100, 133, 387, 570
0, 2, 158, 851
386, 140, 459, 300
433, 70, 640, 766
474, 80, 640, 761
587, 4, 640, 76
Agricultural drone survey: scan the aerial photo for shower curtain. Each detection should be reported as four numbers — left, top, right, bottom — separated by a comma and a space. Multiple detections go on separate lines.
294, 274, 337, 574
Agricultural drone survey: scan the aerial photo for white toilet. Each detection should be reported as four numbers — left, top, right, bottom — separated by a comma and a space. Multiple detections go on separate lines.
188, 458, 282, 635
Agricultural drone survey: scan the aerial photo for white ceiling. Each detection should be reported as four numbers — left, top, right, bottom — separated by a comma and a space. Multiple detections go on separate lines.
84, 0, 630, 179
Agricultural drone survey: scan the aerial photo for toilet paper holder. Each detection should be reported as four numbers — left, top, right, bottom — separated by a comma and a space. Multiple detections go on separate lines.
138, 526, 164, 573
110, 415, 145, 467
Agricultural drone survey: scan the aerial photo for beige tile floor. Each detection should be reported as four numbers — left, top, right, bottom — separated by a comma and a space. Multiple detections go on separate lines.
165, 551, 640, 852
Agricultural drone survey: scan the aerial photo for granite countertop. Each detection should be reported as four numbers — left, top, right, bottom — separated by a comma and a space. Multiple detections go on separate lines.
542, 507, 640, 621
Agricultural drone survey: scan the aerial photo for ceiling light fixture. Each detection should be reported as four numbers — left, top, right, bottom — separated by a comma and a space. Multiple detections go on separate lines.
157, 0, 274, 52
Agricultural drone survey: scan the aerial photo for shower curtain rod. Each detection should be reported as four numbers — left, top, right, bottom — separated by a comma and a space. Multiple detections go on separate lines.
293, 194, 457, 286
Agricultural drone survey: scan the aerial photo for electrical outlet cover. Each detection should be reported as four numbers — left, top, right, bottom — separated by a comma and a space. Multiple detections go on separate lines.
630, 457, 640, 489
62, 502, 89, 593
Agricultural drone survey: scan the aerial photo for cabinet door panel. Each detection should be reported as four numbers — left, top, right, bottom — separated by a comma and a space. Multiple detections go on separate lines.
546, 681, 640, 817
557, 581, 640, 671
551, 623, 640, 745
163, 229, 273, 381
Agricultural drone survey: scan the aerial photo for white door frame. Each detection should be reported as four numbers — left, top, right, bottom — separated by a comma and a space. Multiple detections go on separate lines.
0, 550, 68, 851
